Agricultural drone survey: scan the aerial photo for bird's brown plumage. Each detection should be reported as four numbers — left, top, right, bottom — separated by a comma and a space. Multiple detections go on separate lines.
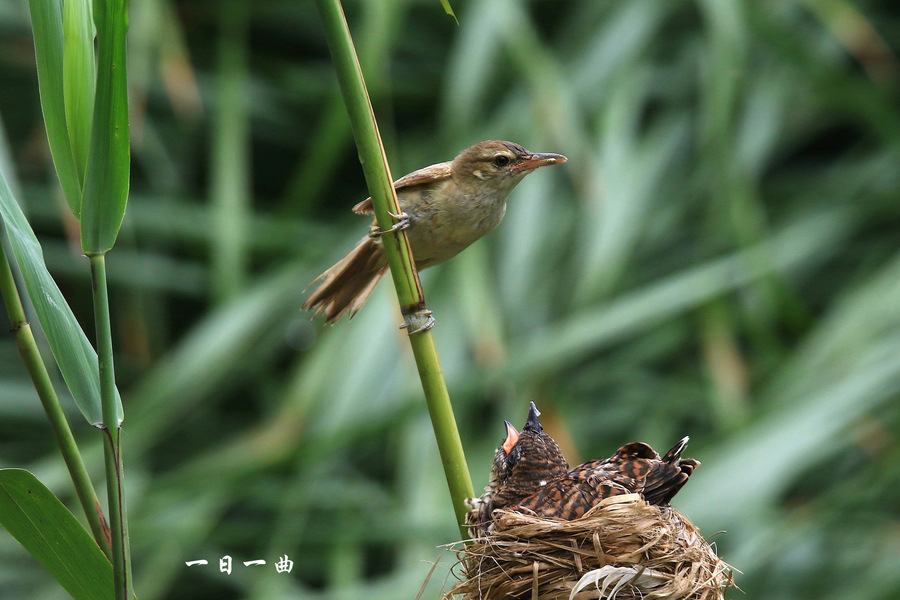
302, 141, 566, 323
512, 437, 699, 520
466, 402, 568, 535
301, 236, 388, 322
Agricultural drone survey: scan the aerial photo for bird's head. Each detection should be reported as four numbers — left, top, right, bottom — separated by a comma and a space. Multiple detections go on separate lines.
489, 402, 569, 491
451, 140, 566, 195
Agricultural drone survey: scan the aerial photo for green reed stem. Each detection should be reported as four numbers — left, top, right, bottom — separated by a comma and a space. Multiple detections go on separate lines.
88, 253, 133, 599
314, 0, 475, 537
0, 240, 111, 558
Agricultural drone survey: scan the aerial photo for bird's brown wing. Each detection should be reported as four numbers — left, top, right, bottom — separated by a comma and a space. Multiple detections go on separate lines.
513, 473, 635, 520
352, 161, 453, 214
584, 441, 698, 506
564, 442, 656, 484
511, 454, 636, 520
511, 439, 699, 520
610, 441, 660, 461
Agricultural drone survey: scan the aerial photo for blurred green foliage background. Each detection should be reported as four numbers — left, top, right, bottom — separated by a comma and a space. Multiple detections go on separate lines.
1, 0, 899, 598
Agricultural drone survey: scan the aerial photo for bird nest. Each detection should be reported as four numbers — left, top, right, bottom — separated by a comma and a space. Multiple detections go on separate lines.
444, 494, 734, 600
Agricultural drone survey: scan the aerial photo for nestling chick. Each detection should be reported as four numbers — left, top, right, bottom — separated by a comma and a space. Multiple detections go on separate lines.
466, 402, 568, 536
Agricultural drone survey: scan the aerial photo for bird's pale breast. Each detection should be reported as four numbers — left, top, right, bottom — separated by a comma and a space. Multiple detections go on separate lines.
398, 184, 508, 268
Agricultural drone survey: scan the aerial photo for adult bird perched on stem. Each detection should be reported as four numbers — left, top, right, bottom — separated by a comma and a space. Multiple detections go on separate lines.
302, 141, 567, 322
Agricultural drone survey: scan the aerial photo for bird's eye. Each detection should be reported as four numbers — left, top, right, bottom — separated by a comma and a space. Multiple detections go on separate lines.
493, 155, 511, 168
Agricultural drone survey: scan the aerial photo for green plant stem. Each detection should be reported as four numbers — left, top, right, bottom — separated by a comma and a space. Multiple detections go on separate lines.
0, 241, 111, 558
315, 0, 475, 536
88, 253, 132, 600
314, 0, 421, 305
408, 334, 474, 532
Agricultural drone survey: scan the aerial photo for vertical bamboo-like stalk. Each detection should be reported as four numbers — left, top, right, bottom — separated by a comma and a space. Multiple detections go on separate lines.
314, 0, 475, 535
89, 254, 132, 599
0, 242, 111, 558
81, 0, 133, 595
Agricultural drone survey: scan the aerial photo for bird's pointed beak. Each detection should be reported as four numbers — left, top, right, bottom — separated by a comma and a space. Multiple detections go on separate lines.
502, 421, 520, 454
524, 402, 543, 432
513, 152, 567, 173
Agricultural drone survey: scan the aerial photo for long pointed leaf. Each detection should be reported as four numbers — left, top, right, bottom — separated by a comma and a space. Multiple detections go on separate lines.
81, 0, 130, 255
439, 0, 459, 24
0, 469, 113, 600
0, 167, 122, 425
63, 0, 96, 183
27, 0, 83, 215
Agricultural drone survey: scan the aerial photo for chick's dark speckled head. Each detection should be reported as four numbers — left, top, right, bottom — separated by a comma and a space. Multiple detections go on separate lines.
465, 403, 569, 535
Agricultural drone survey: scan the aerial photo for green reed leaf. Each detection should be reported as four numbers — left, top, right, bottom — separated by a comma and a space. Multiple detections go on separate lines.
80, 0, 130, 255
0, 469, 113, 600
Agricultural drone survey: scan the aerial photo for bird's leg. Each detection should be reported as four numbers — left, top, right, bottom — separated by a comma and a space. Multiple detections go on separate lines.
400, 308, 435, 334
368, 211, 410, 237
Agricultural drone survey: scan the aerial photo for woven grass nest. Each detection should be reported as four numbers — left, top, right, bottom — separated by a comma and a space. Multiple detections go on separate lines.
445, 494, 734, 600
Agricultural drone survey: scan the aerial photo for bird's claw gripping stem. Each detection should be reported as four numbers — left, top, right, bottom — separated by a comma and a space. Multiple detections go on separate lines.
369, 211, 410, 237
400, 309, 435, 334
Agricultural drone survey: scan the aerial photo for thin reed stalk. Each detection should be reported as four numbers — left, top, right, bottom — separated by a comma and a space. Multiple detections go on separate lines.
0, 241, 111, 558
314, 0, 475, 536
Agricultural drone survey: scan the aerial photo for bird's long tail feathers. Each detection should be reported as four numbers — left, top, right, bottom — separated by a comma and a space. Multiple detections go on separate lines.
661, 436, 689, 464
302, 236, 388, 323
645, 437, 698, 505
